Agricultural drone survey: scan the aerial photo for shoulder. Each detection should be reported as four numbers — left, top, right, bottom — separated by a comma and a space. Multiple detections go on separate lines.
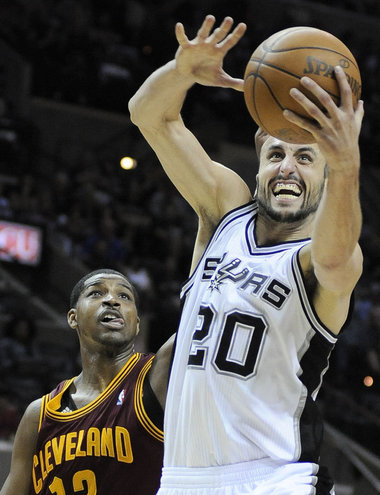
11, 398, 43, 465
18, 398, 43, 439
0, 398, 43, 495
22, 397, 43, 424
203, 161, 253, 222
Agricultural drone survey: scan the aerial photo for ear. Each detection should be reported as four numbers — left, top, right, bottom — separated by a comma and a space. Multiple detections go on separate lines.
67, 309, 78, 329
254, 173, 259, 196
254, 127, 269, 159
136, 316, 140, 336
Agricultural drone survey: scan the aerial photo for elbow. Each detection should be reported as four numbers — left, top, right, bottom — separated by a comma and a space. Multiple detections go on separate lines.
128, 96, 141, 127
315, 251, 362, 276
314, 246, 363, 292
128, 96, 167, 132
128, 94, 151, 128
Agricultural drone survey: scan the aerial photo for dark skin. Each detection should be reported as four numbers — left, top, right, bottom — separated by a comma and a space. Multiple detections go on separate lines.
0, 273, 174, 495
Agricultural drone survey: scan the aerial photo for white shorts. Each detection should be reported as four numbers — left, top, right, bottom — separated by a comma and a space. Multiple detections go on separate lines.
157, 459, 335, 495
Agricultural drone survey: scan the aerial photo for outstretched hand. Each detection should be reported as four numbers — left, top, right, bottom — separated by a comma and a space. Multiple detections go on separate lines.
174, 15, 247, 91
284, 66, 364, 171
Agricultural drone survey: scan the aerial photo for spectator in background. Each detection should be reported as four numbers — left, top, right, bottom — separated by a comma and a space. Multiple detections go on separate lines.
81, 213, 126, 270
0, 316, 42, 379
0, 316, 45, 414
0, 395, 20, 441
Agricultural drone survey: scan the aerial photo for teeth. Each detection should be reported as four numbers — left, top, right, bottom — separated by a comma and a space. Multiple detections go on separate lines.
103, 314, 116, 321
101, 313, 124, 328
273, 183, 301, 197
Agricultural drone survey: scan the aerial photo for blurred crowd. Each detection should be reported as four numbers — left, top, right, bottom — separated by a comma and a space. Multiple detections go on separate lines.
1, 0, 380, 146
1, 0, 380, 450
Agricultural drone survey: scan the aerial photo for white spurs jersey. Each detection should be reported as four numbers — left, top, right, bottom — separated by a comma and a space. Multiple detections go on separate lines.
164, 201, 338, 468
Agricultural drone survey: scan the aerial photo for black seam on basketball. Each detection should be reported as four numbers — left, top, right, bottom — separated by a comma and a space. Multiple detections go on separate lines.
256, 46, 359, 67
250, 74, 267, 131
250, 55, 358, 73
245, 63, 339, 100
243, 27, 360, 142
250, 53, 359, 74
246, 72, 328, 132
248, 72, 286, 116
262, 27, 312, 51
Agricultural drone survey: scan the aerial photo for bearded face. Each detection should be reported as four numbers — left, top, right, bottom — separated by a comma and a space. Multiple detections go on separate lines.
255, 173, 325, 224
255, 137, 327, 224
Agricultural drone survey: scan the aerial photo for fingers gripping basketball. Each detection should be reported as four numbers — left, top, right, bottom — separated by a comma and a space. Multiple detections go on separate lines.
244, 27, 361, 143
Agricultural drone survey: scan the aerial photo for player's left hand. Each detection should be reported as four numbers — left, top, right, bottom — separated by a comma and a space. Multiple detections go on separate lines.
283, 65, 364, 172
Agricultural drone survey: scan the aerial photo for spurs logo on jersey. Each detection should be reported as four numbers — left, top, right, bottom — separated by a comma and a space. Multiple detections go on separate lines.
203, 254, 292, 310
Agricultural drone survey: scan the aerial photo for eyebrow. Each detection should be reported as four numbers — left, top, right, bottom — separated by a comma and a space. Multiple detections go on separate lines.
267, 144, 317, 156
296, 147, 317, 156
84, 280, 133, 291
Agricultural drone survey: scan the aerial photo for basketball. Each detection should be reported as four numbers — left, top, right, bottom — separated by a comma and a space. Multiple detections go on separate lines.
243, 26, 362, 144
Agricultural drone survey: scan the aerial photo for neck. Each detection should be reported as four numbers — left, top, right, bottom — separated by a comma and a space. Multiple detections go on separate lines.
78, 344, 136, 391
255, 211, 313, 246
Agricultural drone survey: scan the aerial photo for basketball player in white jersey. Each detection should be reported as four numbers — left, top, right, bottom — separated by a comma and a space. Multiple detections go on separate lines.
129, 15, 363, 495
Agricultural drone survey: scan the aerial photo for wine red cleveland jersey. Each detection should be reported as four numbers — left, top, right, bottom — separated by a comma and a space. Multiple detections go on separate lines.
30, 353, 164, 495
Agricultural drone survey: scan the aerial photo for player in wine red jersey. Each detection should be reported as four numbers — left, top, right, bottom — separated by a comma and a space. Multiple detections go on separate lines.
1, 269, 174, 495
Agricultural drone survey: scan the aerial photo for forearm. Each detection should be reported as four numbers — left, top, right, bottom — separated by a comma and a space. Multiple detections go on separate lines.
128, 16, 250, 225
312, 166, 362, 270
128, 62, 220, 219
129, 60, 195, 129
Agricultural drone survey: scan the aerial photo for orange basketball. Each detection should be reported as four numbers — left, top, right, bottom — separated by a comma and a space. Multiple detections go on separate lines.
244, 26, 361, 144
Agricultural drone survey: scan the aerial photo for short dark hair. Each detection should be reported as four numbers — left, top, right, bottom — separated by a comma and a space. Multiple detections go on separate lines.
69, 269, 139, 309
254, 127, 269, 159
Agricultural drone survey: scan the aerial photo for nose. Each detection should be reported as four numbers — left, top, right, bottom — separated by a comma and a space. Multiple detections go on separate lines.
103, 294, 120, 307
279, 155, 297, 177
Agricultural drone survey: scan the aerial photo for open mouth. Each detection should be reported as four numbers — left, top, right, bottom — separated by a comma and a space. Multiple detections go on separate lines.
272, 182, 302, 199
100, 313, 125, 328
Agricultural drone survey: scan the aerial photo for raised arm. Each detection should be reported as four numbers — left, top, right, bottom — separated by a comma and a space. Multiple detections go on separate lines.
128, 16, 252, 229
148, 333, 176, 409
0, 399, 41, 495
286, 66, 364, 333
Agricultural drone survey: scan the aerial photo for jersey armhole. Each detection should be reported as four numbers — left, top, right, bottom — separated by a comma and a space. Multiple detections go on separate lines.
340, 290, 356, 333
38, 394, 49, 432
142, 371, 164, 431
